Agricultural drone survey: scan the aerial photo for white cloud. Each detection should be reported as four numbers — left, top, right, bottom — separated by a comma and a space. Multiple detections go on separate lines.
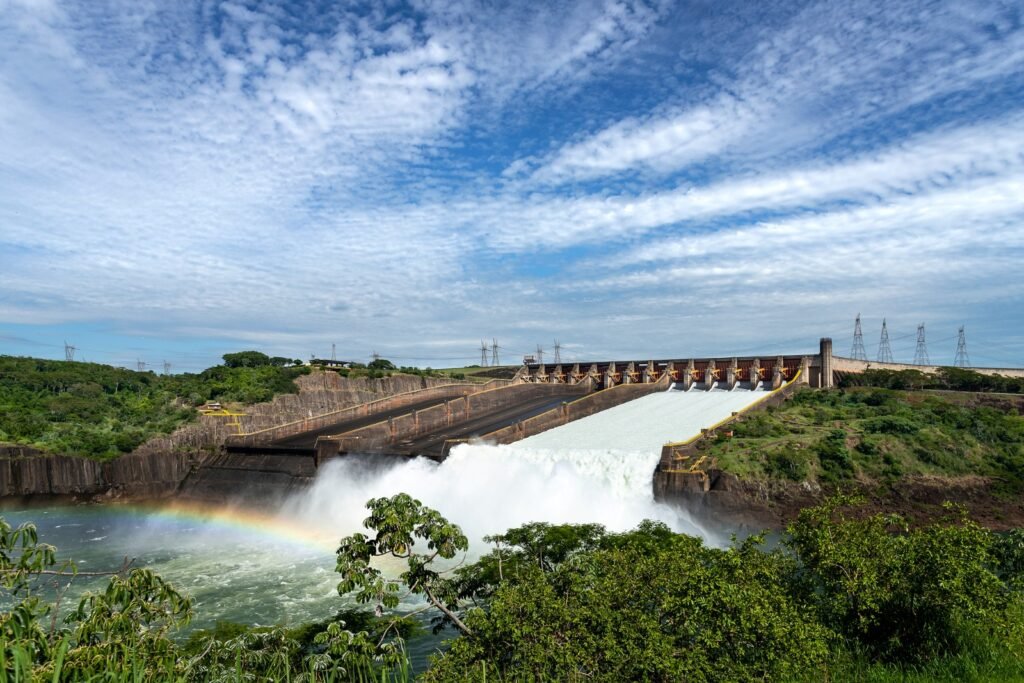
0, 0, 1022, 368
519, 0, 1024, 184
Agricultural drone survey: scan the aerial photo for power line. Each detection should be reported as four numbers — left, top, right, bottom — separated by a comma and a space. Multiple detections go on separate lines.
850, 314, 866, 360
917, 323, 933, 366
877, 318, 894, 363
954, 326, 970, 368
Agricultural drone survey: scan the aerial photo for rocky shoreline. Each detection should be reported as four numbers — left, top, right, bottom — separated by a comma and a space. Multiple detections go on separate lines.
666, 469, 1024, 536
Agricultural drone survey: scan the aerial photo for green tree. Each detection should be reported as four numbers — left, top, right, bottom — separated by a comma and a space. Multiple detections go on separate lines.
335, 493, 472, 635
787, 496, 1008, 662
221, 350, 272, 368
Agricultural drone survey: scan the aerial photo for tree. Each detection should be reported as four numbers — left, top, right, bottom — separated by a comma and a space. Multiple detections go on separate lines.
367, 358, 396, 371
425, 521, 829, 682
335, 493, 471, 635
221, 351, 271, 368
786, 496, 1007, 662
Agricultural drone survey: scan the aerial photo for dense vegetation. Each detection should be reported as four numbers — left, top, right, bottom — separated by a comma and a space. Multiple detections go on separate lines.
704, 385, 1024, 487
839, 366, 1023, 393
2, 494, 1024, 681
0, 354, 309, 458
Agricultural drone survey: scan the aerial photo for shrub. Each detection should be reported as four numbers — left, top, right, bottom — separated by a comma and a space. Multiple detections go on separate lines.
816, 429, 854, 481
766, 446, 812, 481
863, 415, 921, 435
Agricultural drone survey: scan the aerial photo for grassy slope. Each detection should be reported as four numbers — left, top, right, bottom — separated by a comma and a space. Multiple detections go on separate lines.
702, 387, 1024, 489
0, 355, 310, 459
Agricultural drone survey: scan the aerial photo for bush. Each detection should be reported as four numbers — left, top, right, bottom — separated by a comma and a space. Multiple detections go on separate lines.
787, 498, 1009, 663
864, 415, 920, 434
816, 429, 854, 481
766, 446, 812, 481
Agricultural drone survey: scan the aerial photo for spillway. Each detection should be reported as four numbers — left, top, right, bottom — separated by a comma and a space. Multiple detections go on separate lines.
516, 384, 772, 454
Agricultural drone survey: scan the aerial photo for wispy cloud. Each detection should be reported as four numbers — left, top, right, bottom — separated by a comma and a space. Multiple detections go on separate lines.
518, 0, 1024, 185
0, 0, 1022, 368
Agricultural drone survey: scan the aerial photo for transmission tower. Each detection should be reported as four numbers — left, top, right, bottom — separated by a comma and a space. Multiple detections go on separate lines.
331, 343, 336, 361
136, 359, 146, 372
536, 344, 544, 365
480, 340, 490, 367
877, 319, 894, 363
490, 339, 500, 366
553, 340, 562, 365
850, 314, 867, 360
162, 361, 171, 376
954, 326, 971, 368
913, 324, 930, 365
64, 341, 76, 362
371, 351, 380, 363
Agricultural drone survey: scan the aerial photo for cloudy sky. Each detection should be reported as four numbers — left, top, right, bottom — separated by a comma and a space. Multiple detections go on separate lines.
1, 0, 1022, 371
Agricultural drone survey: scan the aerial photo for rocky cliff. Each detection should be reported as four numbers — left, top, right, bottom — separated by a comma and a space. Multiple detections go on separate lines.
0, 444, 196, 501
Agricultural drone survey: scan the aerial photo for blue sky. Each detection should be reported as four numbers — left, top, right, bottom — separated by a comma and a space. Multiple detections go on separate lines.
1, 0, 1022, 371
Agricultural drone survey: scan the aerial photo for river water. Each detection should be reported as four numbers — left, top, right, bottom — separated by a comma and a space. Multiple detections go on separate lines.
0, 441, 713, 667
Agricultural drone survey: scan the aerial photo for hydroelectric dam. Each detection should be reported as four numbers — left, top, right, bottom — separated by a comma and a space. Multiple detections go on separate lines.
184, 340, 849, 504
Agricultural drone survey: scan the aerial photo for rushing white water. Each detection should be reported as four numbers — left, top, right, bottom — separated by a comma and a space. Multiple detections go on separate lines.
286, 386, 774, 546
287, 444, 705, 544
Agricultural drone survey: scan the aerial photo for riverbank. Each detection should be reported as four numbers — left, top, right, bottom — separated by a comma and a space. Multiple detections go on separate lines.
657, 386, 1024, 533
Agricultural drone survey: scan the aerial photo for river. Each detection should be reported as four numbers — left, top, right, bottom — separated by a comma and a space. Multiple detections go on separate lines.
0, 442, 712, 668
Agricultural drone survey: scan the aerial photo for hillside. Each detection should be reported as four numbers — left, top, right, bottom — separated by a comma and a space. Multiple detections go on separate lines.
0, 355, 310, 459
705, 387, 1024, 488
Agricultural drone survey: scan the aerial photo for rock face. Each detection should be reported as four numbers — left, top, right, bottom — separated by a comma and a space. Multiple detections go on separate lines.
657, 469, 1024, 534
0, 445, 195, 500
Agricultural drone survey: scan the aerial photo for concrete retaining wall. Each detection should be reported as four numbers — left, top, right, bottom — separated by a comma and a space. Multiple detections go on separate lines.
654, 372, 805, 496
320, 383, 589, 455
0, 448, 196, 500
225, 381, 503, 447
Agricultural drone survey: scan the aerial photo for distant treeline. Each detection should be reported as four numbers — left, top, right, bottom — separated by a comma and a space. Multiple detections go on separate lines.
0, 353, 309, 459
839, 366, 1023, 393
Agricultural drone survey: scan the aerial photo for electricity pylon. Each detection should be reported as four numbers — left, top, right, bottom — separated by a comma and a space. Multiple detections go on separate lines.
877, 319, 894, 363
954, 326, 970, 368
850, 314, 866, 360
913, 324, 930, 365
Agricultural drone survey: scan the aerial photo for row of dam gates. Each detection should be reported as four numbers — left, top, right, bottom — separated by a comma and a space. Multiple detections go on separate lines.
220, 340, 834, 459
201, 337, 1024, 502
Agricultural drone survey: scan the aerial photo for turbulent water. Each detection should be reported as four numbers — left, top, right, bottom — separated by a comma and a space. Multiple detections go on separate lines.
286, 442, 709, 544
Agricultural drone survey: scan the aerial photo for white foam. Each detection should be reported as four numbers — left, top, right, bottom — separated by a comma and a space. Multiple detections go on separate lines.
285, 387, 774, 549
287, 442, 710, 547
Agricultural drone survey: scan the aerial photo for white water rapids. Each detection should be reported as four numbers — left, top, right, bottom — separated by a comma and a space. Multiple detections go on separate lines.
286, 386, 773, 545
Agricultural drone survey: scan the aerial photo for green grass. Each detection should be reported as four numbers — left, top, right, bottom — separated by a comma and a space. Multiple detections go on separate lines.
705, 387, 1024, 488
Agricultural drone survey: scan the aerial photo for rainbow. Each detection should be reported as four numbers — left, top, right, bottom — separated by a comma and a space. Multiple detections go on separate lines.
120, 500, 340, 554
